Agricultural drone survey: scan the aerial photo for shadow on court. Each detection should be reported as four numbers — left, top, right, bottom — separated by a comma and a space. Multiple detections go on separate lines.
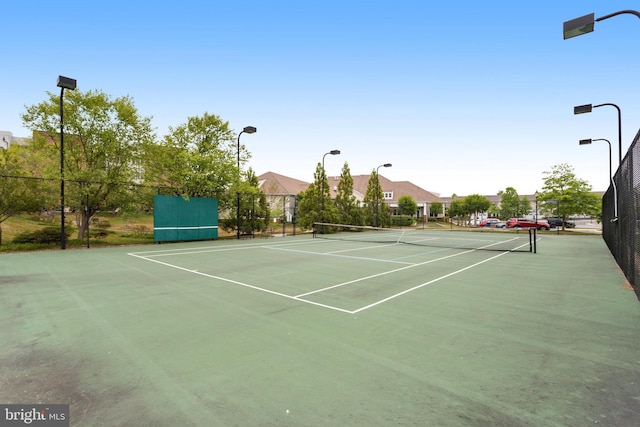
0, 233, 638, 426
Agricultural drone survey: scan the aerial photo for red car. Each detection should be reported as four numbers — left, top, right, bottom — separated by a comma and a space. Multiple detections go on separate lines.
506, 218, 550, 230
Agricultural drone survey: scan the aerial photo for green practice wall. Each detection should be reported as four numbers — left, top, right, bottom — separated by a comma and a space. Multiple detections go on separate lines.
153, 195, 218, 242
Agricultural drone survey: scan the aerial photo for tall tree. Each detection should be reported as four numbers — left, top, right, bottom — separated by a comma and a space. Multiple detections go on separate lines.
498, 187, 530, 219
464, 194, 491, 225
430, 201, 443, 220
296, 163, 338, 229
21, 89, 156, 240
539, 163, 599, 229
334, 162, 360, 225
144, 113, 239, 205
362, 170, 389, 227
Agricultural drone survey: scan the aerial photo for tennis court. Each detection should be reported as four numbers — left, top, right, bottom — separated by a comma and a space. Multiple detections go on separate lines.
1, 230, 639, 426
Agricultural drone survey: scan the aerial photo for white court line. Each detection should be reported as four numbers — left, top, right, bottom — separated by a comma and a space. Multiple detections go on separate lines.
350, 250, 512, 314
265, 246, 415, 265
127, 252, 353, 314
129, 238, 325, 257
295, 249, 476, 298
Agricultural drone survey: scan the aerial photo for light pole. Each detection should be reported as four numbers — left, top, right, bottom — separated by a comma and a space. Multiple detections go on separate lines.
534, 191, 539, 225
375, 163, 392, 227
563, 10, 640, 40
236, 126, 256, 239
57, 75, 77, 250
1, 136, 8, 149
574, 103, 622, 166
320, 149, 340, 223
579, 138, 618, 221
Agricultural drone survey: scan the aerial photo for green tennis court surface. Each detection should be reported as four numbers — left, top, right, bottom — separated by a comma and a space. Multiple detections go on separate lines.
1, 233, 639, 426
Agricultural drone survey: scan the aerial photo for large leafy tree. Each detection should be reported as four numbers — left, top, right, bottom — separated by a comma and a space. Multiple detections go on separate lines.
334, 162, 361, 225
21, 89, 156, 240
464, 194, 491, 225
498, 187, 531, 219
0, 145, 57, 243
538, 163, 599, 229
430, 201, 443, 220
144, 113, 239, 204
398, 195, 418, 216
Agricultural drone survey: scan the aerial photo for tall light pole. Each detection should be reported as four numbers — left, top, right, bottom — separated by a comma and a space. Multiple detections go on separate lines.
237, 126, 256, 239
574, 103, 622, 166
320, 149, 340, 223
375, 163, 392, 227
1, 136, 8, 149
579, 138, 618, 221
57, 75, 77, 250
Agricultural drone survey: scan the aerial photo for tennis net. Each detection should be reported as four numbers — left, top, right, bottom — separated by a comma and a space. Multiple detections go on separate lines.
312, 222, 537, 253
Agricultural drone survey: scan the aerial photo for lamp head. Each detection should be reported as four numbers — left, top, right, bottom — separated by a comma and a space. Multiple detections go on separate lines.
579, 139, 592, 145
574, 104, 593, 115
329, 150, 340, 155
383, 163, 392, 167
242, 126, 257, 134
563, 13, 595, 39
57, 76, 77, 90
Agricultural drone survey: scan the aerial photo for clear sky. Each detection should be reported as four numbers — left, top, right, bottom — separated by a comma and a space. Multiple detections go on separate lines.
2, 1, 638, 196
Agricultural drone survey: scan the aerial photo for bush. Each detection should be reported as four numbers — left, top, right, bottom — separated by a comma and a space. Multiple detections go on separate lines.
390, 215, 414, 227
12, 226, 73, 244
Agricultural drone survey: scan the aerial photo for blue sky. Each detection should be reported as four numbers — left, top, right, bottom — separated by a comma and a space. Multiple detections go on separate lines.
2, 1, 638, 196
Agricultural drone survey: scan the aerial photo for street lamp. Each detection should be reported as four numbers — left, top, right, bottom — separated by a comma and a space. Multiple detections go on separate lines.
563, 10, 640, 40
579, 138, 618, 221
574, 103, 622, 166
57, 75, 77, 250
237, 126, 256, 239
320, 149, 340, 222
1, 136, 8, 149
375, 163, 392, 227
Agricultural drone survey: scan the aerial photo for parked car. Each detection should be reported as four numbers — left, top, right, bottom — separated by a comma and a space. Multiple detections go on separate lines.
546, 217, 576, 228
478, 218, 501, 227
506, 218, 551, 230
493, 221, 507, 228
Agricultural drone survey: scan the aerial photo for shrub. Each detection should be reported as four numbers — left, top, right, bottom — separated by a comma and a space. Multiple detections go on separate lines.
390, 215, 414, 227
12, 226, 73, 244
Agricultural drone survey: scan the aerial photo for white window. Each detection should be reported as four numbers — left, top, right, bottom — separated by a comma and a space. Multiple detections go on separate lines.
383, 192, 393, 199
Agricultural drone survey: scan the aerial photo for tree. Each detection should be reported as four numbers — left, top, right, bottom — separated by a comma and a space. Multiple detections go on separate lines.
398, 195, 418, 217
538, 163, 599, 230
144, 113, 238, 205
430, 201, 443, 221
362, 170, 389, 227
449, 197, 466, 226
498, 187, 530, 219
21, 89, 156, 240
334, 162, 361, 225
296, 163, 338, 229
0, 145, 57, 244
464, 194, 491, 226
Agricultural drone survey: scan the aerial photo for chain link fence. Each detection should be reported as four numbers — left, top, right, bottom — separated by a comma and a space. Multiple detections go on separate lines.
602, 128, 640, 299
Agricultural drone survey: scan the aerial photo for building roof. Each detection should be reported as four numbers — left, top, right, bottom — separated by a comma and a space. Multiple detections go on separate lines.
258, 171, 310, 195
346, 174, 441, 203
259, 171, 441, 204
